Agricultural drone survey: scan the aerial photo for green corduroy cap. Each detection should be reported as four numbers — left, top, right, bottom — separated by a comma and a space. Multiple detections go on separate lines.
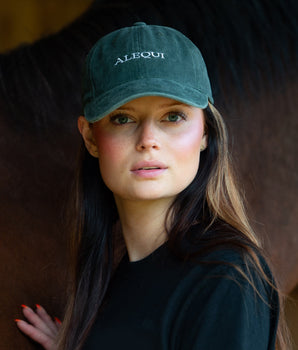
82, 22, 213, 122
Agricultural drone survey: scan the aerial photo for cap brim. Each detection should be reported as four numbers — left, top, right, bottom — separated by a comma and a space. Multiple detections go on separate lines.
84, 78, 213, 122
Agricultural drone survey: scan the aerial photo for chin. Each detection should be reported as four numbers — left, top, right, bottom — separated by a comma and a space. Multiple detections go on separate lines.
122, 190, 178, 202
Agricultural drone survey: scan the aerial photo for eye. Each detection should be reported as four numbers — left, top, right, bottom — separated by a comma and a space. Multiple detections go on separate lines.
110, 114, 134, 125
163, 112, 186, 123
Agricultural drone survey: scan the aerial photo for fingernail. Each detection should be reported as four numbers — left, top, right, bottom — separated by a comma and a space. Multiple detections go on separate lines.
15, 319, 21, 322
21, 304, 28, 309
36, 304, 41, 309
54, 317, 62, 324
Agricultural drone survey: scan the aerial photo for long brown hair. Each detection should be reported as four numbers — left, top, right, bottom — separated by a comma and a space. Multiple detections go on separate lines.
56, 102, 290, 350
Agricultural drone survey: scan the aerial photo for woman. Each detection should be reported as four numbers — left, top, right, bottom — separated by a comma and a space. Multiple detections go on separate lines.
16, 22, 286, 350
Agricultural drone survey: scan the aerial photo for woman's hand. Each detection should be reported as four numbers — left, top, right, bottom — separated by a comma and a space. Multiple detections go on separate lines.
15, 304, 61, 350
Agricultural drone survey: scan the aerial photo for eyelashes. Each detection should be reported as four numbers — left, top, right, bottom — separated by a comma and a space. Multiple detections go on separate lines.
163, 112, 187, 123
109, 111, 188, 125
109, 113, 133, 125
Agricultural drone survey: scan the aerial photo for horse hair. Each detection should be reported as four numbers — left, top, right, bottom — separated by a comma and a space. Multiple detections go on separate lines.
0, 0, 296, 133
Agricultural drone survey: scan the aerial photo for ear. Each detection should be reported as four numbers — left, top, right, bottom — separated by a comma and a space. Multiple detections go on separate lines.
77, 116, 99, 158
200, 133, 208, 152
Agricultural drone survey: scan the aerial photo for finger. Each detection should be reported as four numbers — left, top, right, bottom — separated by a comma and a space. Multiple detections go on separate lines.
36, 304, 60, 333
15, 319, 55, 350
54, 317, 62, 328
21, 305, 56, 338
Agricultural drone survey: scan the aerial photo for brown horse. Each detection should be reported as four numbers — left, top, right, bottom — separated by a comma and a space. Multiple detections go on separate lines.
0, 0, 297, 348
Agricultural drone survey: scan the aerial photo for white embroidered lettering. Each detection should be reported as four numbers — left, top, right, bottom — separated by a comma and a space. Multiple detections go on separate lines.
132, 52, 140, 59
124, 54, 133, 62
151, 52, 160, 58
114, 57, 124, 66
114, 52, 165, 66
140, 52, 151, 58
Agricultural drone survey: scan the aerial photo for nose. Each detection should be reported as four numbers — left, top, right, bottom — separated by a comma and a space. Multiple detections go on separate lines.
136, 121, 160, 151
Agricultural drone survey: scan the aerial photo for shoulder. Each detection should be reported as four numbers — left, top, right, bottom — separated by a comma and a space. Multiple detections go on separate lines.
162, 247, 279, 349
174, 221, 277, 298
178, 246, 278, 315
172, 246, 274, 298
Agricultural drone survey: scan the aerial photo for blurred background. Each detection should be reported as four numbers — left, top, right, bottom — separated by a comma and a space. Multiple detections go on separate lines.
0, 0, 92, 52
0, 0, 297, 348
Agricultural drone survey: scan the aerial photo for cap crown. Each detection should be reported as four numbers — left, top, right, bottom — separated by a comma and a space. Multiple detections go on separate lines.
83, 22, 213, 122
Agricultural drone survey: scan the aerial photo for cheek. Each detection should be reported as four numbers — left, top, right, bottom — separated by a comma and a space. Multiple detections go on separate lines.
92, 129, 126, 172
98, 138, 119, 160
173, 126, 203, 161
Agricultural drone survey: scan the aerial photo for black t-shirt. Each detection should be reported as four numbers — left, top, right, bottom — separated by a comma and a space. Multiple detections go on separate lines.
83, 242, 278, 349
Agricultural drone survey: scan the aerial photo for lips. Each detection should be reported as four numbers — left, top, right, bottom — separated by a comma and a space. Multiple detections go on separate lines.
138, 166, 160, 170
131, 161, 167, 171
131, 161, 167, 178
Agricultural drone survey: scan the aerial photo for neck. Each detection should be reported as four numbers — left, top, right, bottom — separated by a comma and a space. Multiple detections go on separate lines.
114, 197, 173, 262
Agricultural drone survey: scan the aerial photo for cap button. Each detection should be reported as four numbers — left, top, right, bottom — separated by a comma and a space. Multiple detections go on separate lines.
133, 22, 147, 26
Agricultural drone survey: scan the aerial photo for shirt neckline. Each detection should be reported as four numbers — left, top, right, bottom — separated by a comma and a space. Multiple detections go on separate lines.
123, 240, 169, 268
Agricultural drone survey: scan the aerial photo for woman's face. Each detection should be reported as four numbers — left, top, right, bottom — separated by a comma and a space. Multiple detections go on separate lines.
79, 96, 207, 204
